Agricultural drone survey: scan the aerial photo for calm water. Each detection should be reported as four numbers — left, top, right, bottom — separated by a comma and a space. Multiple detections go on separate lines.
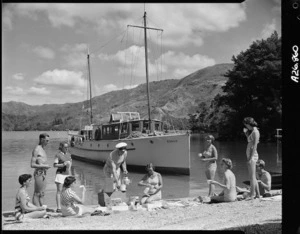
1, 131, 281, 212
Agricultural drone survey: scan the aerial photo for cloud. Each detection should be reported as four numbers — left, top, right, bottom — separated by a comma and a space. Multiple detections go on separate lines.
261, 19, 276, 39
10, 3, 246, 47
94, 83, 138, 96
60, 43, 88, 69
271, 0, 281, 15
2, 4, 14, 31
4, 86, 26, 95
34, 69, 87, 89
99, 45, 215, 79
98, 45, 165, 77
159, 51, 216, 78
12, 73, 25, 80
124, 84, 138, 90
33, 46, 55, 59
28, 87, 51, 95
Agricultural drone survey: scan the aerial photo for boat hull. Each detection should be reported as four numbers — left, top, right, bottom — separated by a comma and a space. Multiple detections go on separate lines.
69, 133, 191, 175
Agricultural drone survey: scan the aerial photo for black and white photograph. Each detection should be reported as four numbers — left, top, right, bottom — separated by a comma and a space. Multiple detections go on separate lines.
2, 0, 294, 232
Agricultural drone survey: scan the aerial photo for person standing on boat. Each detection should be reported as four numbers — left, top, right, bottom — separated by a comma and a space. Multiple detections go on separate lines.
53, 141, 72, 213
198, 135, 218, 197
103, 142, 128, 190
243, 117, 261, 199
30, 133, 51, 207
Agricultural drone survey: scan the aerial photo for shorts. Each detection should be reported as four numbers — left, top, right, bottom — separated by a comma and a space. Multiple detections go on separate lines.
55, 174, 68, 184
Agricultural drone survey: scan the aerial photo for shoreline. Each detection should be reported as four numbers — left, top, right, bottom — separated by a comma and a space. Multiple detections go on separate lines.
2, 196, 281, 232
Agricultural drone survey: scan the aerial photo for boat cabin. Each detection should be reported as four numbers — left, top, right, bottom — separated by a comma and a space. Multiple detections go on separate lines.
91, 112, 163, 140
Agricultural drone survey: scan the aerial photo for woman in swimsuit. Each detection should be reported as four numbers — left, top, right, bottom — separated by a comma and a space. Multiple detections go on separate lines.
210, 158, 237, 203
198, 135, 218, 197
60, 176, 95, 217
14, 174, 47, 221
53, 141, 72, 213
243, 117, 260, 199
138, 163, 163, 204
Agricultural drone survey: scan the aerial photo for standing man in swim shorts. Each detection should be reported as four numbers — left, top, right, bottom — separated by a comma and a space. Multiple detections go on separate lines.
31, 133, 51, 206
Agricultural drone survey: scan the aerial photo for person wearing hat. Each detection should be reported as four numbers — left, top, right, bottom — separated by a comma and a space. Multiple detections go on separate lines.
103, 142, 128, 190
256, 159, 272, 197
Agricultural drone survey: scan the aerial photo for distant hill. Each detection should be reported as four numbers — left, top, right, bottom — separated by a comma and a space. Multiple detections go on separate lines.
2, 63, 234, 131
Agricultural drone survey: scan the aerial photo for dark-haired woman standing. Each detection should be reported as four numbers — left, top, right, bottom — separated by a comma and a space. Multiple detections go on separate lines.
243, 117, 260, 199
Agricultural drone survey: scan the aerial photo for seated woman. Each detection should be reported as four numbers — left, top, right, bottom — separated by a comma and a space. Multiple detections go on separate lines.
14, 174, 47, 221
209, 158, 237, 203
138, 163, 163, 204
60, 176, 95, 217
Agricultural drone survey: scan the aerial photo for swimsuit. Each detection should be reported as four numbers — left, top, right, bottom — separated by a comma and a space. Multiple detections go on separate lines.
246, 127, 260, 161
203, 145, 217, 171
142, 172, 162, 200
61, 188, 82, 216
14, 188, 30, 221
33, 168, 47, 197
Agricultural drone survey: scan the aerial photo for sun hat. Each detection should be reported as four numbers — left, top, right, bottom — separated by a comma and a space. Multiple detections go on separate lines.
115, 142, 127, 149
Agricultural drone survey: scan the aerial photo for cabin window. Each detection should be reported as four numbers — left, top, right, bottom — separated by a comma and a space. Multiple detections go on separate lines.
143, 122, 149, 131
114, 125, 119, 133
121, 123, 127, 133
155, 122, 160, 131
132, 121, 140, 131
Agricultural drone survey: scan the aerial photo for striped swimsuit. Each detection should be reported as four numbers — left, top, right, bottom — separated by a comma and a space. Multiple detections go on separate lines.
61, 188, 80, 216
14, 188, 30, 221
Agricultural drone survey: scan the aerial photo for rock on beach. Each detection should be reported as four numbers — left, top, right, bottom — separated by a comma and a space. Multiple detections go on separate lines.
2, 197, 281, 232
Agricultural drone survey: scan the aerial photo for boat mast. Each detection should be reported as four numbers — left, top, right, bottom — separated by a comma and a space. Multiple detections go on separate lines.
127, 11, 163, 131
87, 46, 93, 125
143, 11, 151, 126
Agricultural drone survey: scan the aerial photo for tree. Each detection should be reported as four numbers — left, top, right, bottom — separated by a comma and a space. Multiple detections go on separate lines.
213, 31, 281, 140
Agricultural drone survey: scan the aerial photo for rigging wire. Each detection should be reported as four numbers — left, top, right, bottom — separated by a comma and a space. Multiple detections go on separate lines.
91, 29, 128, 54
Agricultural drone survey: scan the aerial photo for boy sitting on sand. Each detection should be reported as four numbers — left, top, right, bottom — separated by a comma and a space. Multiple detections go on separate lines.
236, 159, 281, 199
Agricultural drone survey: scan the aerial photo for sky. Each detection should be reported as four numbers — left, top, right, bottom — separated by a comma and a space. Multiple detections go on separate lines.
2, 0, 281, 106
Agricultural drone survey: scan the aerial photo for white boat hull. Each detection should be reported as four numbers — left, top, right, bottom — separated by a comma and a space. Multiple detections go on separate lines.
69, 133, 191, 175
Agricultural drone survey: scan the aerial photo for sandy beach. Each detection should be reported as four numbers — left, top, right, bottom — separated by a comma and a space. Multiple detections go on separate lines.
2, 196, 281, 232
